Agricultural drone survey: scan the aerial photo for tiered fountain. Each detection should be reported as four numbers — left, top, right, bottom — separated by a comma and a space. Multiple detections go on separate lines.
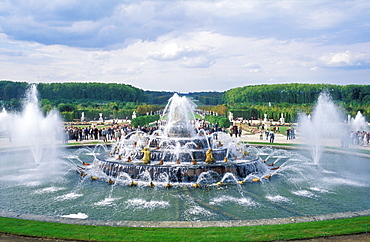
79, 94, 271, 186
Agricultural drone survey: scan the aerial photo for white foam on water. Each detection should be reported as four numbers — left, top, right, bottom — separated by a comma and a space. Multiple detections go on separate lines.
320, 169, 336, 174
322, 177, 368, 187
61, 212, 88, 219
124, 198, 170, 210
185, 205, 215, 216
24, 181, 42, 187
265, 195, 290, 203
309, 186, 332, 193
292, 190, 316, 198
94, 197, 118, 206
55, 192, 83, 201
210, 195, 258, 207
34, 186, 65, 194
86, 153, 99, 156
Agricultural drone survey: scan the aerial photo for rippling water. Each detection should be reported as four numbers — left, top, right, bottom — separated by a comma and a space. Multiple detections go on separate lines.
0, 147, 369, 221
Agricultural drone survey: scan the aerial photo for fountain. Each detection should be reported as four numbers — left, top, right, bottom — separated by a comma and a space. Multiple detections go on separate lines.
80, 93, 271, 186
349, 111, 369, 132
298, 91, 345, 165
0, 84, 63, 165
0, 89, 369, 223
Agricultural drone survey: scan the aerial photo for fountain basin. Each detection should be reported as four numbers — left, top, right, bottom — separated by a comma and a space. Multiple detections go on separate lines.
1, 146, 369, 222
94, 153, 266, 183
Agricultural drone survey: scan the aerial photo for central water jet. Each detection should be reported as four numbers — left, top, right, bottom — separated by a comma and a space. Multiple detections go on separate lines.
83, 94, 272, 186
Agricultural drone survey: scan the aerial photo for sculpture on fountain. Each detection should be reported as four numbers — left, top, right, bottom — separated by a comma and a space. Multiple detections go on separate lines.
80, 93, 272, 186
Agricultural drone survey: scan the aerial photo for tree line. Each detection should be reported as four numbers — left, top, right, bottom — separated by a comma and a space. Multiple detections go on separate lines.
222, 83, 370, 105
1, 81, 369, 123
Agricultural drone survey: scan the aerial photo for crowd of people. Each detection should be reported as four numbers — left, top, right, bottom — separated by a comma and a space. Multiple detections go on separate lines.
63, 121, 369, 149
63, 120, 227, 143
64, 125, 138, 143
258, 124, 288, 143
342, 130, 369, 147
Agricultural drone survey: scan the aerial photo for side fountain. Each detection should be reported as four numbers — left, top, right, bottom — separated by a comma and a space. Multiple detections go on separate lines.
80, 94, 272, 186
298, 91, 344, 166
349, 111, 369, 132
0, 85, 62, 165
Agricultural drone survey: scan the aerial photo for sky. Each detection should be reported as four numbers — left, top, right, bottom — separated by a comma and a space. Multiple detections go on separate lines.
0, 0, 369, 93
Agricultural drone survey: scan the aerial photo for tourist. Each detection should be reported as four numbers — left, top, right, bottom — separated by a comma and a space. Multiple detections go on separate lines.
64, 128, 69, 143
363, 131, 368, 147
93, 127, 99, 140
340, 131, 350, 148
78, 128, 83, 141
286, 127, 291, 140
73, 128, 78, 142
101, 128, 107, 142
108, 127, 113, 140
358, 131, 363, 146
83, 127, 89, 140
265, 129, 269, 140
228, 125, 233, 137
115, 128, 121, 141
349, 131, 355, 145
232, 125, 238, 137
269, 131, 275, 143
290, 127, 295, 139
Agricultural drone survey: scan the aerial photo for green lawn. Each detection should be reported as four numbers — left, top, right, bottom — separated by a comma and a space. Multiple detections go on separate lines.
0, 216, 369, 241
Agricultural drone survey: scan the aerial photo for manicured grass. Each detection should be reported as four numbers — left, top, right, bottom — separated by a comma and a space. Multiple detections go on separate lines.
66, 141, 105, 146
245, 141, 298, 146
0, 216, 369, 241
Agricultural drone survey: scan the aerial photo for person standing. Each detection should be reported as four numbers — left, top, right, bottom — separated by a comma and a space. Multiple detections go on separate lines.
265, 129, 269, 140
269, 131, 275, 143
233, 125, 238, 137
363, 131, 368, 147
101, 128, 107, 142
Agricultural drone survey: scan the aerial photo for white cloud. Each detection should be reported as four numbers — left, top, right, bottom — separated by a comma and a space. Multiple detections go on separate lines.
0, 1, 370, 92
244, 62, 262, 73
149, 43, 211, 61
181, 56, 215, 68
148, 42, 215, 68
319, 50, 370, 69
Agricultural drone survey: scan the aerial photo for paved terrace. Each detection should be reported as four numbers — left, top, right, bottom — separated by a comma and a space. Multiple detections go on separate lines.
0, 131, 369, 152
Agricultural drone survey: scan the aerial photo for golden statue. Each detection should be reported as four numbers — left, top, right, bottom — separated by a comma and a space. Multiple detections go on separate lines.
142, 147, 151, 164
205, 148, 216, 164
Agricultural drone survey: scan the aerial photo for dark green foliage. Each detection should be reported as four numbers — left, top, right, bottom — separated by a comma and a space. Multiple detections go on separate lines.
188, 91, 224, 105
223, 83, 370, 122
36, 82, 145, 103
131, 114, 160, 127
1, 81, 369, 123
144, 91, 175, 105
205, 115, 231, 128
0, 81, 28, 101
222, 83, 370, 105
